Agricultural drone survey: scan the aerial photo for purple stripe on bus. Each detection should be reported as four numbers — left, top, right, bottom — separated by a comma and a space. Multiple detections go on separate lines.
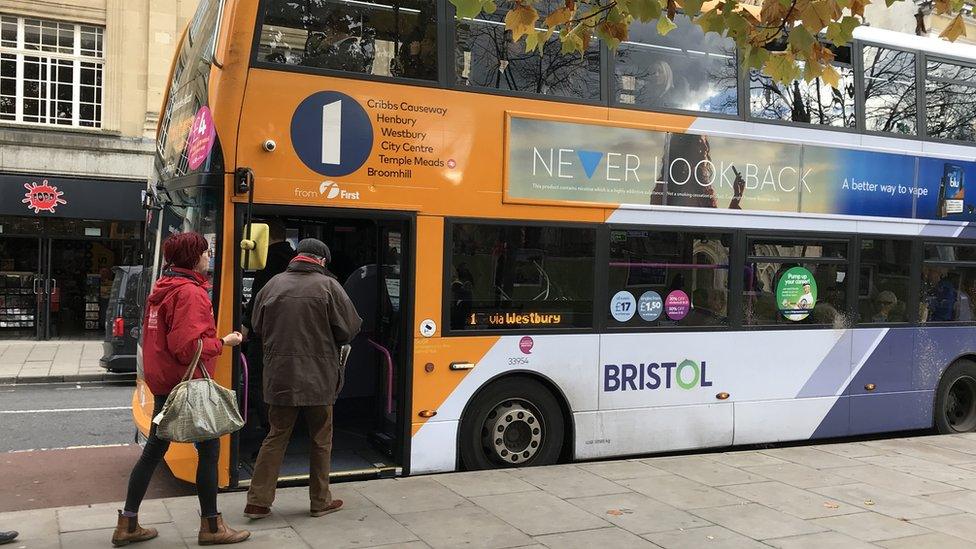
811, 326, 976, 437
850, 391, 933, 435
795, 330, 857, 399
809, 397, 851, 439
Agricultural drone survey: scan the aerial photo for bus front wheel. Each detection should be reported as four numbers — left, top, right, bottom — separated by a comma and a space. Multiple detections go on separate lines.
459, 377, 564, 470
936, 360, 976, 434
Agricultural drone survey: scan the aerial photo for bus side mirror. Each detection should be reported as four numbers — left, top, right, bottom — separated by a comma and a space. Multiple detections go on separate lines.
241, 223, 270, 270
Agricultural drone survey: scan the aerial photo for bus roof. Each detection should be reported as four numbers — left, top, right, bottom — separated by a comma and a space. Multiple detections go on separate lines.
854, 25, 976, 60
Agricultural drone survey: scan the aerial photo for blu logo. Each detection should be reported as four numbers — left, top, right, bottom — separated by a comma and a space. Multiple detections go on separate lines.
291, 91, 373, 177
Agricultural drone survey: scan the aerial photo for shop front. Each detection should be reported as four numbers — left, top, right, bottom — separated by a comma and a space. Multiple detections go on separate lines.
0, 174, 145, 340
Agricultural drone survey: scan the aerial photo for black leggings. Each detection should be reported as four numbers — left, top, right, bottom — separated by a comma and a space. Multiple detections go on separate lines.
124, 394, 220, 517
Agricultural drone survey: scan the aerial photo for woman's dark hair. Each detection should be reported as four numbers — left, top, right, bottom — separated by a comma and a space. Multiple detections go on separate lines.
163, 232, 209, 270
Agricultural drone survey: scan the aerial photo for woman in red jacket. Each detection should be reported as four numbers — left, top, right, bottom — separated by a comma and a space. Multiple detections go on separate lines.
112, 232, 250, 547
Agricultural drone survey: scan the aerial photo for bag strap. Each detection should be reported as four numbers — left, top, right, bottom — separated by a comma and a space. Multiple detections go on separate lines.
180, 340, 205, 382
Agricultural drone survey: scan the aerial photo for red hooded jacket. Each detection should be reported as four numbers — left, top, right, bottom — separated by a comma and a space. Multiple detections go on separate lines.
142, 268, 223, 395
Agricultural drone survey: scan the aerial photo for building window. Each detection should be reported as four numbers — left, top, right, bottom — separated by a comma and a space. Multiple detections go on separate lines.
750, 43, 855, 128
0, 15, 103, 128
613, 14, 737, 115
448, 223, 596, 331
862, 46, 917, 135
608, 230, 731, 328
455, 0, 601, 101
256, 0, 438, 82
926, 58, 976, 142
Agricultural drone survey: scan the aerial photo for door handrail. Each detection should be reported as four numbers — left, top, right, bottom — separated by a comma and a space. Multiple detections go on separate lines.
367, 338, 395, 415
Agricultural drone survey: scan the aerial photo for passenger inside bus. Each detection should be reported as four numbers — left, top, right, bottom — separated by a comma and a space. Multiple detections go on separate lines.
239, 215, 404, 480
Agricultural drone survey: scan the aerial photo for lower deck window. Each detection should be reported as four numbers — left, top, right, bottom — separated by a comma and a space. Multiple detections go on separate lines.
449, 223, 595, 331
608, 230, 731, 328
921, 264, 976, 322
744, 262, 850, 327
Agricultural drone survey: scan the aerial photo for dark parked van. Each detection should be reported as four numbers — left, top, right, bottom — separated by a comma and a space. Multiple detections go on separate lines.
100, 266, 143, 373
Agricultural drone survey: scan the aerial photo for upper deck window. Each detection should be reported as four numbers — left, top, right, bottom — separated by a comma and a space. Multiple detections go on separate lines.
613, 14, 737, 115
750, 42, 855, 129
454, 0, 601, 101
926, 58, 976, 142
155, 0, 225, 180
257, 0, 438, 82
862, 46, 917, 136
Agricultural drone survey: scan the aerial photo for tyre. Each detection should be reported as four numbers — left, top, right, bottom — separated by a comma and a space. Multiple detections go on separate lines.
935, 360, 976, 434
459, 377, 565, 470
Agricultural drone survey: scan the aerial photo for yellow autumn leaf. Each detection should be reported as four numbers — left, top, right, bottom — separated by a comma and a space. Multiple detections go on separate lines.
811, 41, 836, 64
849, 0, 870, 17
580, 24, 592, 50
505, 4, 540, 42
803, 58, 824, 82
800, 0, 840, 32
657, 15, 678, 35
601, 20, 629, 45
934, 0, 952, 14
560, 24, 585, 54
761, 0, 791, 24
525, 30, 541, 52
821, 64, 840, 88
545, 6, 576, 28
766, 51, 800, 82
941, 13, 967, 41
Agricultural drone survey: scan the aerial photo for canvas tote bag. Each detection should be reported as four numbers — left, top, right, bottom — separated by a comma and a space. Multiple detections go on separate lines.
153, 340, 245, 443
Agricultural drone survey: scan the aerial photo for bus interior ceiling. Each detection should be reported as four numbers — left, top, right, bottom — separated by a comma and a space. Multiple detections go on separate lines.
238, 214, 405, 480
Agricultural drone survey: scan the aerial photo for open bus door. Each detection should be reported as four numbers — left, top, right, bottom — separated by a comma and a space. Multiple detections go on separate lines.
232, 206, 412, 486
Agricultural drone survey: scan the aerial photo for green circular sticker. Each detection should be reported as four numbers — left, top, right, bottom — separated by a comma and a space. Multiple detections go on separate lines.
776, 267, 817, 321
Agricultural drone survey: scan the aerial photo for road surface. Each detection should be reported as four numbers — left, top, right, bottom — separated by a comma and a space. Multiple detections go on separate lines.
0, 381, 193, 511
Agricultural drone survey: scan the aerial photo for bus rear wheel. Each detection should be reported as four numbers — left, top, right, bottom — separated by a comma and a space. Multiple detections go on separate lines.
460, 377, 564, 470
936, 360, 976, 434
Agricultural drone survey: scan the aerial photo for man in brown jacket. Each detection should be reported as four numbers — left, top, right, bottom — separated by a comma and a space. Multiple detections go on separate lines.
243, 238, 362, 519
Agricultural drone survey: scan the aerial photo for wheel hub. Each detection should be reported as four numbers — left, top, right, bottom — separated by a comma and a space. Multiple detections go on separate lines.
946, 376, 976, 432
483, 400, 543, 465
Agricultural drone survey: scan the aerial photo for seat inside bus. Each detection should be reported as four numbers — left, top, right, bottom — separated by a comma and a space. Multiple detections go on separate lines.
238, 215, 403, 481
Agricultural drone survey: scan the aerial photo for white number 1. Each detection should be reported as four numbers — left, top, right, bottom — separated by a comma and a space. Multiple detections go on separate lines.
322, 100, 342, 165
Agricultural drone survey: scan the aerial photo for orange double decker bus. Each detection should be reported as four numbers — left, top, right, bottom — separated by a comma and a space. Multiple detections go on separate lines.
140, 0, 976, 487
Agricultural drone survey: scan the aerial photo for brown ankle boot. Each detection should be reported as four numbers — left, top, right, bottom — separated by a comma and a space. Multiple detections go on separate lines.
198, 513, 250, 545
111, 511, 159, 547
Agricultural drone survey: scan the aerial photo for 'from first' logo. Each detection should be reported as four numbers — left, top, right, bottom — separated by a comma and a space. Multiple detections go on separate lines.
604, 360, 713, 392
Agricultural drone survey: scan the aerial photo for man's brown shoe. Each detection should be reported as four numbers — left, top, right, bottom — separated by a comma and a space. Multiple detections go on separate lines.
243, 504, 271, 520
310, 500, 343, 517
111, 511, 159, 547
198, 514, 250, 545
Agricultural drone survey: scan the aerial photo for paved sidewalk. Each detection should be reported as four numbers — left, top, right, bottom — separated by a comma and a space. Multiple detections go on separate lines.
0, 341, 132, 383
8, 433, 976, 548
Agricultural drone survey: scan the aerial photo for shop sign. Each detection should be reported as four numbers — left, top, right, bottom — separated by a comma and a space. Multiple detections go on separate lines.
22, 180, 67, 214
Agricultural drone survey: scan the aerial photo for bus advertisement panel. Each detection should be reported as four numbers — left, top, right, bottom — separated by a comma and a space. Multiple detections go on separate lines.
506, 115, 976, 222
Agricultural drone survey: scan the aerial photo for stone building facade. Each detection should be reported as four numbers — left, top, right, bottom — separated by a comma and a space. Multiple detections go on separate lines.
0, 0, 199, 340
0, 0, 200, 178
